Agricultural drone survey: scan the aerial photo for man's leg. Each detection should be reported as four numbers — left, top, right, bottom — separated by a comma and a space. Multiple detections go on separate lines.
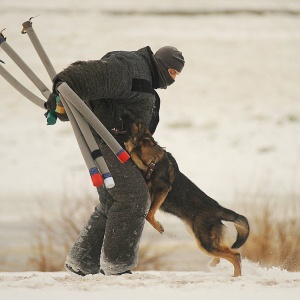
65, 198, 107, 275
98, 140, 151, 275
65, 139, 150, 275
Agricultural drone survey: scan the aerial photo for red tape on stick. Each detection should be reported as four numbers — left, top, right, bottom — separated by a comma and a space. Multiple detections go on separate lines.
117, 149, 130, 163
89, 167, 104, 187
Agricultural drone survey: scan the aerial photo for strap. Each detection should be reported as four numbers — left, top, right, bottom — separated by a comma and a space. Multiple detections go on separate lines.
131, 78, 155, 95
148, 90, 160, 134
145, 160, 156, 180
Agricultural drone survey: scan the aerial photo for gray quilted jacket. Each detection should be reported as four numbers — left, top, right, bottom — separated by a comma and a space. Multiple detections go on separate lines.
53, 46, 162, 136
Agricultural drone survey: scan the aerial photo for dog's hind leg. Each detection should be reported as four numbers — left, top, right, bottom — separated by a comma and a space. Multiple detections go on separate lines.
196, 239, 242, 276
146, 191, 170, 234
210, 247, 242, 277
192, 221, 242, 276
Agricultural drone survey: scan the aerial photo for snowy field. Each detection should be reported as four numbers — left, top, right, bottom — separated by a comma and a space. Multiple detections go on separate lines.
0, 260, 300, 300
1, 0, 300, 298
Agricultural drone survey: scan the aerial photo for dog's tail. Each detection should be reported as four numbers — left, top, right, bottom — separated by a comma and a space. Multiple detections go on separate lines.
220, 207, 250, 249
231, 214, 250, 249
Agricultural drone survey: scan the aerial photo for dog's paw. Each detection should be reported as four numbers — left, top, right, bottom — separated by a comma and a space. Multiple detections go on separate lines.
147, 216, 165, 234
154, 221, 164, 234
209, 258, 220, 267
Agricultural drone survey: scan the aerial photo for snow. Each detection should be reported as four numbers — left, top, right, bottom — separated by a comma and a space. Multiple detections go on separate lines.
1, 0, 300, 298
1, 260, 300, 300
1, 0, 300, 203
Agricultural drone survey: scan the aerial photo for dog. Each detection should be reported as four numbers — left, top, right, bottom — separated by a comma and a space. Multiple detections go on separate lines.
123, 117, 178, 234
123, 117, 250, 277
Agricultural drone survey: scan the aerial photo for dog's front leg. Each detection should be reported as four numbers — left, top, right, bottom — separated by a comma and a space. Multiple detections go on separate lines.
146, 191, 170, 234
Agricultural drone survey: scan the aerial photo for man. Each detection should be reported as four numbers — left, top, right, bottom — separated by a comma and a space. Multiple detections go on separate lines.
45, 45, 185, 276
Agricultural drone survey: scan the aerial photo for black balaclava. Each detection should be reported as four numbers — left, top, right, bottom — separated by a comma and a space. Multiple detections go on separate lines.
153, 46, 185, 89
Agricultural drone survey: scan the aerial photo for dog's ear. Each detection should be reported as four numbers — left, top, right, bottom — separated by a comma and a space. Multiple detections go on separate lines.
135, 122, 146, 141
131, 122, 140, 137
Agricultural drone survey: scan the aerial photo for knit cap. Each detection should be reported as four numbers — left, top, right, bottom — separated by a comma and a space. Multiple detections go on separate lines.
154, 46, 185, 73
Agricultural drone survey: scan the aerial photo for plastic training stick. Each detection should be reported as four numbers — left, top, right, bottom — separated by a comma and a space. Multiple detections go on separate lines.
22, 21, 56, 81
0, 22, 122, 188
57, 83, 130, 163
66, 99, 115, 189
0, 62, 45, 109
0, 30, 103, 188
21, 20, 114, 188
60, 95, 103, 187
0, 31, 51, 99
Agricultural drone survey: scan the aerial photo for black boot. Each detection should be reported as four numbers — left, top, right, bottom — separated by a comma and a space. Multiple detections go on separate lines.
100, 269, 132, 275
65, 263, 86, 276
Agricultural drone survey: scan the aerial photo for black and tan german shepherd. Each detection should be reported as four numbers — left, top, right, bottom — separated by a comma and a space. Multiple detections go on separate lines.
123, 119, 178, 234
123, 116, 250, 277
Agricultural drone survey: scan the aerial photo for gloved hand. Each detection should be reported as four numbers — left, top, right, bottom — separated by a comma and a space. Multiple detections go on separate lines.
44, 92, 56, 111
44, 92, 69, 122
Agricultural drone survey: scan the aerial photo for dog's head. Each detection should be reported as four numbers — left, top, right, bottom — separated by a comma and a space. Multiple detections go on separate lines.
121, 114, 157, 154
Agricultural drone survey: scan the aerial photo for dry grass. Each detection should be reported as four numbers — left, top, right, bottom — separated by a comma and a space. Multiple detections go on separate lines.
26, 190, 300, 272
137, 243, 174, 271
27, 192, 98, 272
237, 193, 300, 272
27, 192, 165, 272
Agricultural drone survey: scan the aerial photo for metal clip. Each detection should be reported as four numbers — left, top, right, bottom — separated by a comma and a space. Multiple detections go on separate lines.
0, 28, 6, 43
21, 15, 39, 34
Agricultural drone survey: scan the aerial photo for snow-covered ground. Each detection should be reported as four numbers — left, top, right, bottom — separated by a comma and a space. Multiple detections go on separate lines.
0, 261, 300, 300
0, 0, 300, 297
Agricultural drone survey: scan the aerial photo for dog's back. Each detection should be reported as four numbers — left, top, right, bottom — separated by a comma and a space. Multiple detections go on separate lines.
161, 157, 220, 217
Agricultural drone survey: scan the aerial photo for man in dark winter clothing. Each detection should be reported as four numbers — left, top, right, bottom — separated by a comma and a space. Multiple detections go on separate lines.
45, 45, 185, 276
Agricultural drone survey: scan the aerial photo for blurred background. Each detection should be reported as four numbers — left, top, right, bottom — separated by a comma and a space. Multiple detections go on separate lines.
0, 0, 299, 272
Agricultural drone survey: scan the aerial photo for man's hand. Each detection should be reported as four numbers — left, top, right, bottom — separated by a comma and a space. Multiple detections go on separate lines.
44, 92, 69, 122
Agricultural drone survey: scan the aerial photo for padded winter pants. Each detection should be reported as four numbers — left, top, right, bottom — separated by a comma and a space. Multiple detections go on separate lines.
65, 139, 151, 275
